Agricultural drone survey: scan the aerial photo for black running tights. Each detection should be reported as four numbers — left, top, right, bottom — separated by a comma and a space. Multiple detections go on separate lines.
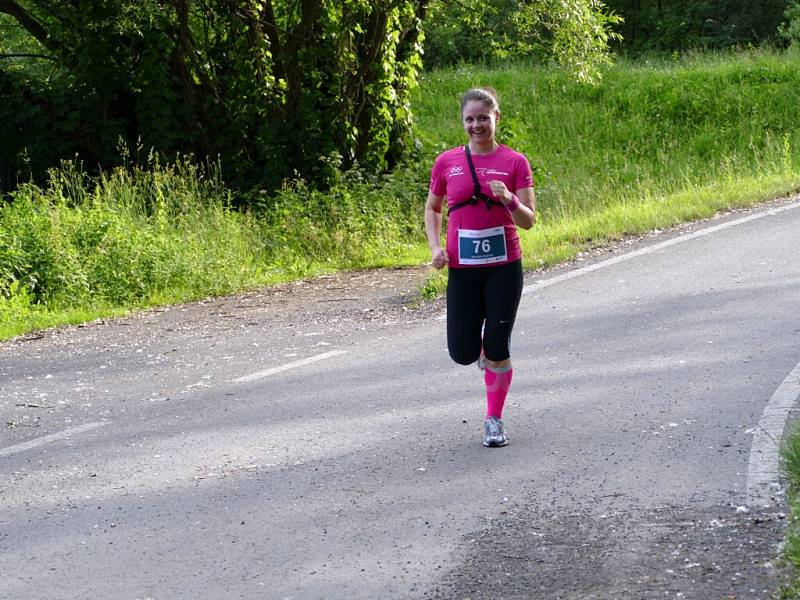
446, 260, 523, 365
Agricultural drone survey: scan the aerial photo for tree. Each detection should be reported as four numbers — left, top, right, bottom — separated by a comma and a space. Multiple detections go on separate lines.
0, 1, 619, 197
424, 0, 622, 82
603, 0, 789, 52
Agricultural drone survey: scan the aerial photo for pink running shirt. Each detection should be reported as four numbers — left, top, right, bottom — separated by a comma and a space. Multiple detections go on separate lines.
429, 145, 534, 268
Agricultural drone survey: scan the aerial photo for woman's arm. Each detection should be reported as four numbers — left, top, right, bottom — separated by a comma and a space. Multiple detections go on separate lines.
511, 186, 536, 230
488, 181, 536, 230
424, 190, 448, 269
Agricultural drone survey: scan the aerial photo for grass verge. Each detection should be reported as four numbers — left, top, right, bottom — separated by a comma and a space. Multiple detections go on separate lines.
778, 424, 800, 598
420, 168, 800, 299
0, 158, 429, 340
415, 49, 800, 297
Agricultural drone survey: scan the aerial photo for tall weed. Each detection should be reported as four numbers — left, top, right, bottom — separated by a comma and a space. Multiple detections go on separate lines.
0, 155, 431, 337
1, 158, 258, 313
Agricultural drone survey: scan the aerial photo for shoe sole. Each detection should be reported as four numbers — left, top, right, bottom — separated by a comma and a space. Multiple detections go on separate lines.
482, 439, 508, 447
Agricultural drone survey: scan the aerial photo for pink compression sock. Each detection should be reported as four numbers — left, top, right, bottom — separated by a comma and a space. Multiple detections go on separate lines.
485, 365, 513, 419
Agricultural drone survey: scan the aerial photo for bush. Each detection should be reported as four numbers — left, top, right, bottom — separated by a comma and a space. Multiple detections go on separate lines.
605, 0, 789, 53
0, 154, 430, 325
0, 280, 33, 327
260, 162, 428, 272
779, 1, 800, 47
0, 158, 246, 308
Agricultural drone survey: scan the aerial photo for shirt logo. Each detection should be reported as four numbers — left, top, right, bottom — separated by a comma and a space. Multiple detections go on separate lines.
476, 168, 510, 177
447, 166, 464, 177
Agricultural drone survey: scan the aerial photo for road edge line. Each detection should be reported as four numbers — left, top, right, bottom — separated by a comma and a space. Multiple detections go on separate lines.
747, 361, 800, 507
0, 421, 108, 458
232, 349, 348, 383
434, 199, 800, 322
522, 199, 800, 296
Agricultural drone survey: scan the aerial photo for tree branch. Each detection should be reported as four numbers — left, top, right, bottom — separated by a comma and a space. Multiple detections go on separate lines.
170, 0, 213, 155
0, 0, 53, 50
284, 0, 322, 105
261, 0, 285, 82
285, 0, 322, 61
0, 52, 55, 60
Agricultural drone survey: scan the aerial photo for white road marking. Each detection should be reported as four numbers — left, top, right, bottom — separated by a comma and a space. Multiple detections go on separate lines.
0, 421, 108, 458
2, 351, 350, 458
435, 199, 800, 321
523, 199, 800, 295
439, 198, 800, 501
520, 198, 800, 507
233, 350, 348, 383
747, 361, 800, 507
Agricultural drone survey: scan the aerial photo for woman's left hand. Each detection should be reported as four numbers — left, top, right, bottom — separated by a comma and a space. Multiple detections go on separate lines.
488, 180, 512, 205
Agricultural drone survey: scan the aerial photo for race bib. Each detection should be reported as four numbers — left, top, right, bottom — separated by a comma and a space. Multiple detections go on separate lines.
458, 226, 507, 265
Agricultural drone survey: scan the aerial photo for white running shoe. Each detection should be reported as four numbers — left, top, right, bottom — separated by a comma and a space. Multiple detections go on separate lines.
483, 416, 508, 447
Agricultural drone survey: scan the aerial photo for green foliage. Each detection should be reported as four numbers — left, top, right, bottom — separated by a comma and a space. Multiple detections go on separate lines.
783, 423, 800, 498
604, 0, 790, 53
261, 163, 428, 273
0, 1, 428, 195
0, 158, 250, 307
779, 422, 800, 598
0, 12, 50, 76
0, 280, 33, 328
0, 154, 430, 337
423, 0, 512, 67
423, 0, 621, 82
0, 0, 625, 196
0, 68, 116, 192
779, 1, 800, 47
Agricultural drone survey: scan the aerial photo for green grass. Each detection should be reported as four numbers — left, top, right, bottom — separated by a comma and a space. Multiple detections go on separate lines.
779, 423, 800, 598
0, 158, 428, 339
417, 51, 800, 207
414, 49, 800, 295
4, 49, 800, 339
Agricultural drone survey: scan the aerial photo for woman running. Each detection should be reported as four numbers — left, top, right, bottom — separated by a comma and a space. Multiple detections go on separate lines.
424, 87, 536, 447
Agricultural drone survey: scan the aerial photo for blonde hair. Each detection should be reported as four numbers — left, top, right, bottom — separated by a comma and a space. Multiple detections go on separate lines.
460, 87, 500, 113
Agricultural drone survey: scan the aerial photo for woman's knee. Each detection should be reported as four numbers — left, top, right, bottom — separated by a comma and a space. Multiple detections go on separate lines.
482, 335, 511, 364
449, 347, 481, 365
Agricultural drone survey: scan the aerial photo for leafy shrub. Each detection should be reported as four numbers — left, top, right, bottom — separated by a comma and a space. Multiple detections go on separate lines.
0, 154, 430, 321
779, 1, 800, 47
0, 2, 427, 197
605, 0, 789, 53
0, 280, 33, 327
260, 162, 427, 272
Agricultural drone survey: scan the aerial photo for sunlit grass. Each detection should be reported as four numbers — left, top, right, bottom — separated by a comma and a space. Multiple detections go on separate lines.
778, 423, 800, 598
415, 49, 800, 298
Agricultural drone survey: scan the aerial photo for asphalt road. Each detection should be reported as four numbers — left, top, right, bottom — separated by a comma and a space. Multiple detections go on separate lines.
3, 197, 800, 600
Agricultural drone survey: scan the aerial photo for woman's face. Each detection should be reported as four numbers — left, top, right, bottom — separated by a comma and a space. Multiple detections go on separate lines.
462, 100, 499, 146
